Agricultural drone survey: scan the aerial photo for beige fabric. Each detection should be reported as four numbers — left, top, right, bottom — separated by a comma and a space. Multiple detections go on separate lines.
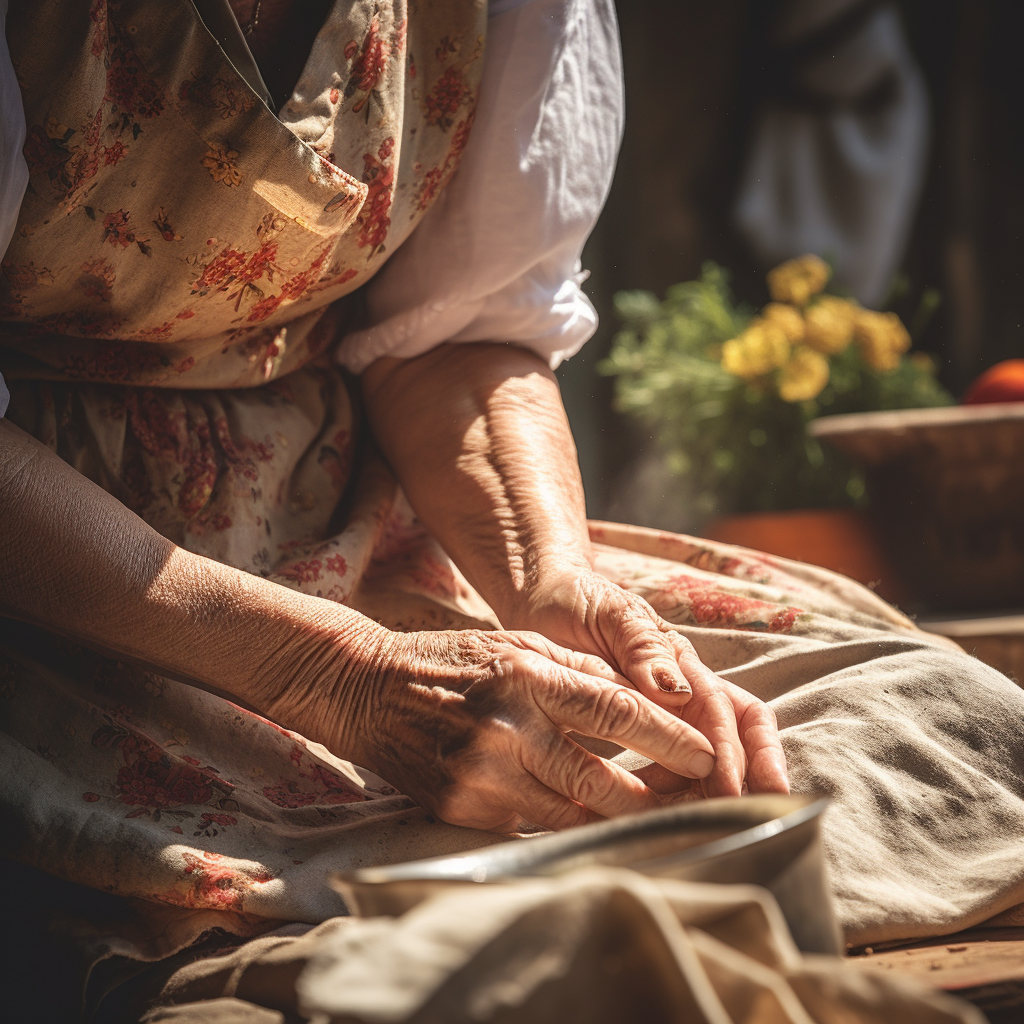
135, 872, 984, 1024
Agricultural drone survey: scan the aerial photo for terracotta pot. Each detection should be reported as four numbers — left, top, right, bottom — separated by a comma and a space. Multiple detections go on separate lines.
702, 507, 908, 605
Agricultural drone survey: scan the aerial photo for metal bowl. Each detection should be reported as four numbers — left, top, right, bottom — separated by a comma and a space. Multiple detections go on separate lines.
333, 793, 841, 954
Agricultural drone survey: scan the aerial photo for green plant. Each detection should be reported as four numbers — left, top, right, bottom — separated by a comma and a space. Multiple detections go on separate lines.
599, 259, 953, 524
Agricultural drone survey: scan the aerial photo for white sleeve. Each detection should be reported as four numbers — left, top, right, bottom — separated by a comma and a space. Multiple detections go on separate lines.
335, 0, 624, 374
1, 0, 29, 418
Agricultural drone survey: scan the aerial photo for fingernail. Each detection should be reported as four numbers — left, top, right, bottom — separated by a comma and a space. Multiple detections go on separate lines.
688, 751, 715, 778
654, 669, 690, 693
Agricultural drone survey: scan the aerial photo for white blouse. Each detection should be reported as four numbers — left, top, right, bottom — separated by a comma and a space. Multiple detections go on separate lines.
0, 0, 624, 417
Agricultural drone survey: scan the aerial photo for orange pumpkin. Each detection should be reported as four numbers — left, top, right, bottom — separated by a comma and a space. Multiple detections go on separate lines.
962, 359, 1024, 404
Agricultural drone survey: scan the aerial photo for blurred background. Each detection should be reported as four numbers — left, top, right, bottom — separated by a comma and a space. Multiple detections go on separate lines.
559, 0, 1024, 532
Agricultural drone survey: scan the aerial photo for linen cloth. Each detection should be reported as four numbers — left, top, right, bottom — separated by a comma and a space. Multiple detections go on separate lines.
128, 873, 984, 1024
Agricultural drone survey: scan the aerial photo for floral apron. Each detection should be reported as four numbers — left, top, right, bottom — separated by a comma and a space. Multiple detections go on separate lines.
3, 0, 1024, 1013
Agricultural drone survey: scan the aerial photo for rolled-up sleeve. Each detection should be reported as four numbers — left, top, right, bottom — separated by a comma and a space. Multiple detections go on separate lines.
335, 0, 624, 374
1, 0, 29, 418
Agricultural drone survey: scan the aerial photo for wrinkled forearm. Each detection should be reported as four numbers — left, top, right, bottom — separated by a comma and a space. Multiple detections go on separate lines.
0, 418, 378, 737
360, 342, 594, 628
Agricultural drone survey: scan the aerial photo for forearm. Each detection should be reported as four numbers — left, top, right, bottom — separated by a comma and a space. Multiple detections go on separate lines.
361, 342, 593, 627
0, 418, 377, 725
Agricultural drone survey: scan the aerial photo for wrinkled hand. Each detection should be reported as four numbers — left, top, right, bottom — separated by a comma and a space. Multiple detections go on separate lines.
277, 625, 723, 832
511, 569, 790, 797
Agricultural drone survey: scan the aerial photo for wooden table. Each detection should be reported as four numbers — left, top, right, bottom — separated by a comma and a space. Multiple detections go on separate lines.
846, 928, 1024, 1022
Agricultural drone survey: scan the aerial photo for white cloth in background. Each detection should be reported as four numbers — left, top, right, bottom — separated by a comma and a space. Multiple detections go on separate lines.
0, 0, 28, 419
335, 0, 623, 373
733, 1, 929, 306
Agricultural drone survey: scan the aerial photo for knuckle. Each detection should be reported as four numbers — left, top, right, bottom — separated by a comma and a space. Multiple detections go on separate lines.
572, 758, 617, 807
594, 687, 642, 737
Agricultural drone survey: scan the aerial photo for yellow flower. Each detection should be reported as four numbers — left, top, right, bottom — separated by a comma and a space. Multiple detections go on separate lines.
761, 302, 805, 344
804, 295, 858, 354
854, 309, 911, 371
778, 346, 830, 402
766, 254, 831, 306
721, 320, 790, 379
202, 146, 242, 187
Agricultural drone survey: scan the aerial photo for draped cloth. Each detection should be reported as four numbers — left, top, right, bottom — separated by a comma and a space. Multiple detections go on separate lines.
0, 2, 1023, 1021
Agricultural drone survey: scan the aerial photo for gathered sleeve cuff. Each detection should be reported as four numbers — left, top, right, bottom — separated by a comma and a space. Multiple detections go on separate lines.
335, 0, 623, 374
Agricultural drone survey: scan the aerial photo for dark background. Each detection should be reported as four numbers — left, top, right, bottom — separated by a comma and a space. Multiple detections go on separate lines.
559, 0, 1024, 525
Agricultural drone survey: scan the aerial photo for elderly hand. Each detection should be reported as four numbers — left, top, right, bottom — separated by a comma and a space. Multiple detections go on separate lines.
510, 568, 790, 798
266, 622, 720, 832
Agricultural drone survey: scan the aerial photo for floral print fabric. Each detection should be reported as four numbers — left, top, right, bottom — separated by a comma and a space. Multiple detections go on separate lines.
0, 0, 485, 387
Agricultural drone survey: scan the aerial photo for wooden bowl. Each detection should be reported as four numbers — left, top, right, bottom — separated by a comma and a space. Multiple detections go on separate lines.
810, 404, 1024, 612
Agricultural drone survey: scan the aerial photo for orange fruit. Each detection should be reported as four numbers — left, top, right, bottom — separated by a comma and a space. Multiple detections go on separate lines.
963, 359, 1024, 404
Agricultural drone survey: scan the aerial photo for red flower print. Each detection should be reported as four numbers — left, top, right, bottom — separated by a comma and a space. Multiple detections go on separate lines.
278, 559, 322, 584
101, 208, 151, 254
650, 574, 806, 634
102, 139, 128, 166
104, 30, 165, 120
425, 66, 470, 130
325, 554, 347, 576
346, 12, 392, 115
414, 112, 475, 211
200, 812, 237, 827
152, 207, 182, 242
77, 257, 115, 302
177, 852, 274, 912
102, 208, 132, 247
245, 293, 284, 323
89, 0, 109, 57
357, 137, 395, 252
410, 555, 458, 598
83, 792, 100, 802
193, 811, 238, 838
193, 241, 283, 312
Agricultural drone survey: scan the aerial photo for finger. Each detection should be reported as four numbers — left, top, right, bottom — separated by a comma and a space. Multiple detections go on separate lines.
500, 630, 621, 684
664, 633, 746, 797
722, 682, 790, 794
596, 596, 694, 705
528, 659, 716, 782
521, 730, 664, 820
662, 624, 723, 696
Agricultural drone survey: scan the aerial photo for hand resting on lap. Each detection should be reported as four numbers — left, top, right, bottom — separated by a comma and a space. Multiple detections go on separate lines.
264, 623, 719, 832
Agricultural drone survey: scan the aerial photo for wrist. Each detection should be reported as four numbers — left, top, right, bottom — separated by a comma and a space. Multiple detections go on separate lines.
138, 549, 391, 764
498, 553, 594, 633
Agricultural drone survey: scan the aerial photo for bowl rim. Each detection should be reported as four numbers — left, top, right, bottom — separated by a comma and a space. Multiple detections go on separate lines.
336, 793, 830, 886
809, 403, 1024, 439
